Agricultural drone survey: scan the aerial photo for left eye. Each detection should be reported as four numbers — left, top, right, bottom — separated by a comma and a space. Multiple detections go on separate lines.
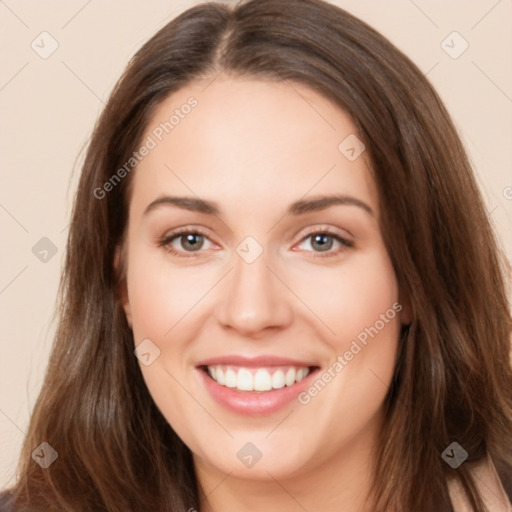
296, 232, 353, 256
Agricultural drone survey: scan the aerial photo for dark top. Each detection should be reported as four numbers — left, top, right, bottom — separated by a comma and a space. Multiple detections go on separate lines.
0, 492, 13, 512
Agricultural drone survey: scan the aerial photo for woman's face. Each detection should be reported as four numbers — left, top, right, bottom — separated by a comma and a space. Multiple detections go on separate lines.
118, 75, 409, 483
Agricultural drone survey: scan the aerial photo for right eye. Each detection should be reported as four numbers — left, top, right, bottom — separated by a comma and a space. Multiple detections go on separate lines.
158, 228, 217, 258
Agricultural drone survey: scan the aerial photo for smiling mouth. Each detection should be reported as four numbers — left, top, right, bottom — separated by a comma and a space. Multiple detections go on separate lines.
200, 365, 319, 392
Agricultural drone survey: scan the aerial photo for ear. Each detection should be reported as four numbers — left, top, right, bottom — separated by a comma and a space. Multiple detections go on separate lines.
114, 245, 133, 329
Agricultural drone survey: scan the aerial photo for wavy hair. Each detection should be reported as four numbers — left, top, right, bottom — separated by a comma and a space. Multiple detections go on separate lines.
5, 0, 512, 510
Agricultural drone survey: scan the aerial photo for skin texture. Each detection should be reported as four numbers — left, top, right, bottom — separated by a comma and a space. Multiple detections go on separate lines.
118, 75, 411, 512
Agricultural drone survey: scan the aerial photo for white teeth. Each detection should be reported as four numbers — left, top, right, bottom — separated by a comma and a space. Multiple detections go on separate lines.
296, 368, 307, 382
237, 368, 253, 391
272, 370, 285, 389
224, 369, 237, 388
254, 369, 272, 391
285, 368, 296, 386
205, 365, 312, 392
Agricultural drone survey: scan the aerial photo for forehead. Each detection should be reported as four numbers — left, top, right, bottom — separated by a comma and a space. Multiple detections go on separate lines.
129, 75, 378, 218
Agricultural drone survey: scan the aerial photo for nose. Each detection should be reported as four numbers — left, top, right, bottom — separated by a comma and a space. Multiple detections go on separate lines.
213, 248, 294, 337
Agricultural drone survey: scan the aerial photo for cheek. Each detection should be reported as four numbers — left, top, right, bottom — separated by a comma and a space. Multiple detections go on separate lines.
300, 247, 401, 418
125, 248, 207, 445
126, 245, 215, 341
287, 246, 400, 344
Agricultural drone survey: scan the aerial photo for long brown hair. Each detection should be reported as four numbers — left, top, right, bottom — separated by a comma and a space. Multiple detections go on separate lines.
6, 0, 512, 510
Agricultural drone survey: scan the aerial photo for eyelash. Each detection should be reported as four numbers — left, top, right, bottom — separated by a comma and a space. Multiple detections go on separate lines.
157, 226, 354, 259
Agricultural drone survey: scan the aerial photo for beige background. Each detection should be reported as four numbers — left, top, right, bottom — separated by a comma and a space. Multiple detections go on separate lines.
1, 0, 511, 490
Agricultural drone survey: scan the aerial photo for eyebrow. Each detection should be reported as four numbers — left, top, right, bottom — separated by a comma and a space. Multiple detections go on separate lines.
143, 194, 374, 217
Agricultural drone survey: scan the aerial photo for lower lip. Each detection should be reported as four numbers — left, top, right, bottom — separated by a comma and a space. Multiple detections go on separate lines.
198, 367, 318, 415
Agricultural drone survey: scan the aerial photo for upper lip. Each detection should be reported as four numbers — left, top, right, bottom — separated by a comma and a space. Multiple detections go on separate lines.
196, 355, 317, 368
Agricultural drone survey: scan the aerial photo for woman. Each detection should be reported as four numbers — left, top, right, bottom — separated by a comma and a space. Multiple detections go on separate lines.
2, 0, 511, 510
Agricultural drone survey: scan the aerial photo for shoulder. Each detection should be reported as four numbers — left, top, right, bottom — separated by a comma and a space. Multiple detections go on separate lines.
448, 455, 512, 512
494, 458, 512, 508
